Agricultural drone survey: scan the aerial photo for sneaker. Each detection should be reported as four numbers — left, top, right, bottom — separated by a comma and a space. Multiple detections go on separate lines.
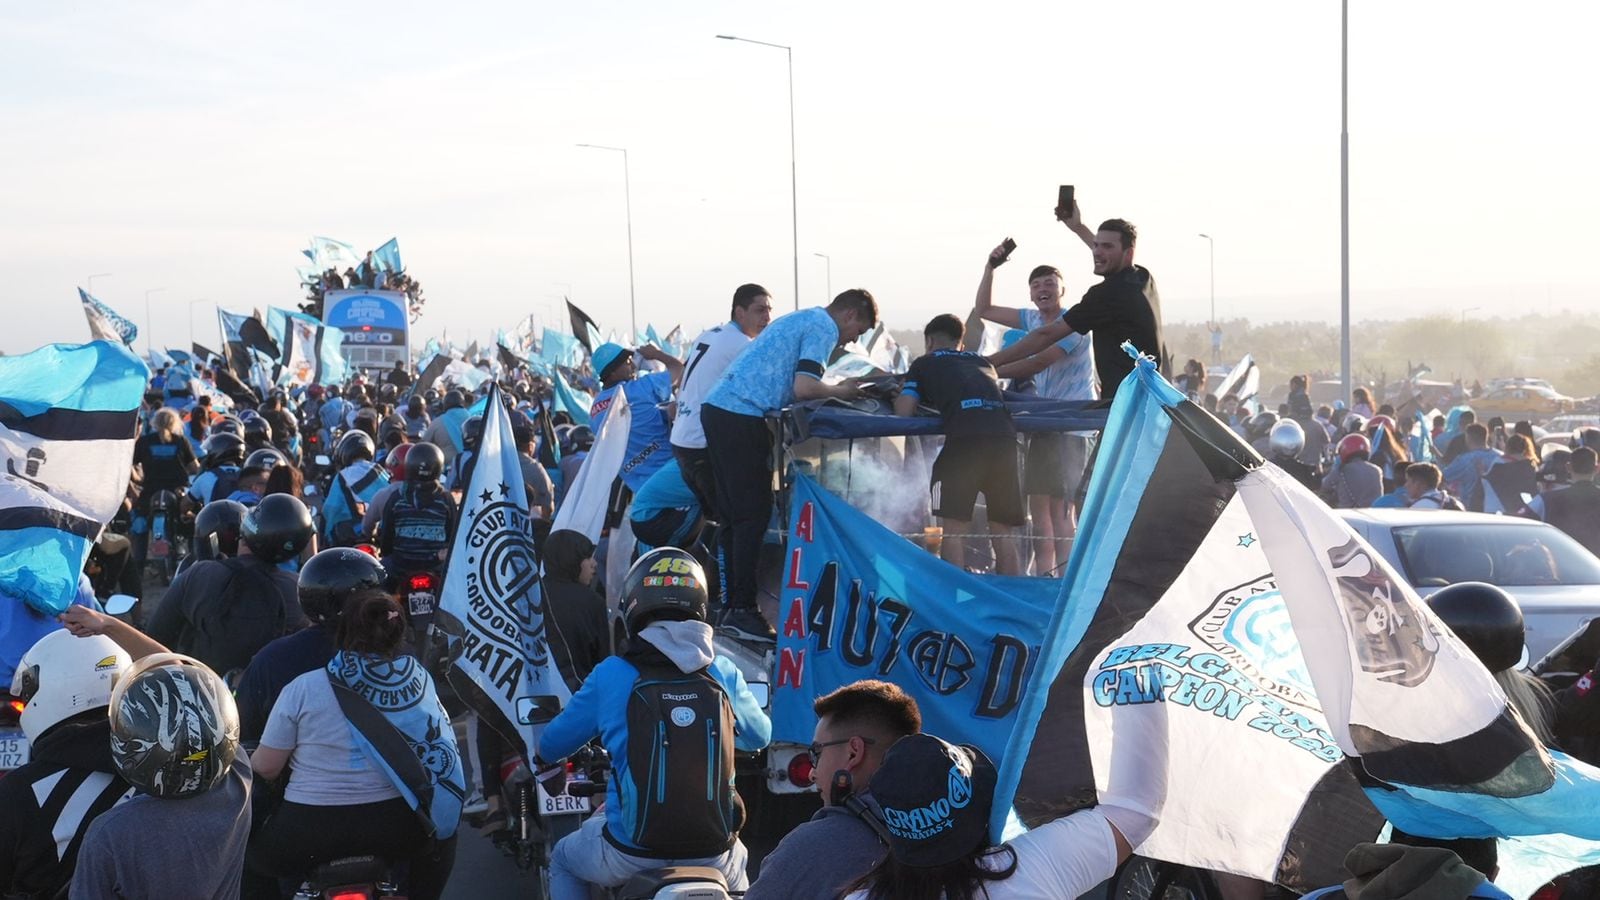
719, 606, 776, 642
463, 791, 489, 817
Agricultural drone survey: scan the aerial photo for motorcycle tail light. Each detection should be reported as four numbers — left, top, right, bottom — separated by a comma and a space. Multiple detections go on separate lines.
408, 572, 434, 592
354, 544, 380, 559
3, 698, 23, 721
786, 753, 814, 788
327, 890, 375, 900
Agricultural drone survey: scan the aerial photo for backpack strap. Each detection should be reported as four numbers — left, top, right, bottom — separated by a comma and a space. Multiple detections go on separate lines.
843, 793, 892, 847
327, 675, 437, 837
379, 487, 403, 555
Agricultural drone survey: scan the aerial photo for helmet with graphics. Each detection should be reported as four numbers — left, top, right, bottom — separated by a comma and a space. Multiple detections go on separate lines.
621, 547, 709, 636
109, 654, 239, 798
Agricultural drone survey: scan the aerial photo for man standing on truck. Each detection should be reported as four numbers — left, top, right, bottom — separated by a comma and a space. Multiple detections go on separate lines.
894, 315, 1025, 575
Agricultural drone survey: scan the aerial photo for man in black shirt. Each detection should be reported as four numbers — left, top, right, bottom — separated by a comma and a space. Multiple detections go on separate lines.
987, 199, 1165, 399
894, 315, 1024, 574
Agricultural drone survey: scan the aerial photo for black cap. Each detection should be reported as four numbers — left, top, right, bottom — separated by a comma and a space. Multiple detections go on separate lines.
867, 734, 995, 867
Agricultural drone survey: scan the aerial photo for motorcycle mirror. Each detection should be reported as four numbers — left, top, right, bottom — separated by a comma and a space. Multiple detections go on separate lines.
314, 454, 332, 467
104, 594, 140, 616
745, 681, 770, 709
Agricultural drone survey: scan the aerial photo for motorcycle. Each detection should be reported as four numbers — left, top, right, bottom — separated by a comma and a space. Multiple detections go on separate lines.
291, 855, 404, 900
0, 687, 25, 779
146, 488, 185, 584
487, 744, 604, 896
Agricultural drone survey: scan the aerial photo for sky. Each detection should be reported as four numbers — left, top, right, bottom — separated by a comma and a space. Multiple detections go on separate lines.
3, 1, 1598, 356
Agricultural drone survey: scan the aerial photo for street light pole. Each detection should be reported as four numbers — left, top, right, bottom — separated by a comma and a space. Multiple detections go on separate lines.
717, 34, 799, 311
1197, 234, 1215, 325
576, 144, 638, 339
86, 272, 111, 295
813, 252, 831, 302
189, 298, 211, 347
144, 287, 166, 357
1339, 0, 1352, 406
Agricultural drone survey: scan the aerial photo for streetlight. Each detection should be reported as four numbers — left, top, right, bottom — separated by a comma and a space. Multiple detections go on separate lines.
813, 252, 831, 302
144, 288, 166, 356
1339, 0, 1352, 406
1197, 234, 1215, 325
1460, 306, 1480, 325
188, 298, 211, 347
86, 273, 111, 295
716, 34, 799, 311
575, 144, 637, 338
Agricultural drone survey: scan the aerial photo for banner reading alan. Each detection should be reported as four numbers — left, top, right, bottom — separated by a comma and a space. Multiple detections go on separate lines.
773, 473, 1059, 763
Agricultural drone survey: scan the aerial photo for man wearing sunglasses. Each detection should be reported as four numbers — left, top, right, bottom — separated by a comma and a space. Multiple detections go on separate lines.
746, 680, 921, 900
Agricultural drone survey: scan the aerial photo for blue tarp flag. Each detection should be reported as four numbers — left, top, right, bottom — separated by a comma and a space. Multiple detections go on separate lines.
77, 289, 138, 346
551, 368, 591, 426
540, 328, 584, 369
0, 341, 148, 615
994, 345, 1600, 893
772, 473, 1060, 765
436, 383, 571, 763
372, 237, 403, 274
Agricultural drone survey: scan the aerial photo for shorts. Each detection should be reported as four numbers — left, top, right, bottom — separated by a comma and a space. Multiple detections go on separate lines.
1023, 432, 1094, 499
931, 433, 1025, 526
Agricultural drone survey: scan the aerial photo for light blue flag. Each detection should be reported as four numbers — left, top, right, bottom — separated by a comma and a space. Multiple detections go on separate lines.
541, 328, 584, 369
0, 341, 149, 615
551, 369, 591, 426
77, 289, 138, 346
372, 237, 403, 274
307, 235, 361, 272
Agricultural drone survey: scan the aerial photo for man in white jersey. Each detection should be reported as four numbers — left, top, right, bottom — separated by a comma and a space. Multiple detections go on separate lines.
974, 244, 1096, 576
671, 284, 774, 528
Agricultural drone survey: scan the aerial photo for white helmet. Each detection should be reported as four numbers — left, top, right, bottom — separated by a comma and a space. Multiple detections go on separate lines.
10, 630, 132, 744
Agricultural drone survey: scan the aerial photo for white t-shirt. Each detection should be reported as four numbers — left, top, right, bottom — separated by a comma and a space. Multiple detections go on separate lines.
260, 669, 403, 806
843, 809, 1119, 900
1020, 307, 1096, 402
670, 322, 753, 450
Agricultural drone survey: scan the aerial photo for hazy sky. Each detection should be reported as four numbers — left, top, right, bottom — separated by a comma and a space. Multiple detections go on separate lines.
4, 1, 1597, 356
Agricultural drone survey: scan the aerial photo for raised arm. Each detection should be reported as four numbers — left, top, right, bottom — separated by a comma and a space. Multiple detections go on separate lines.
976, 242, 1023, 329
988, 317, 1076, 369
1055, 198, 1096, 251
639, 344, 684, 388
59, 605, 170, 661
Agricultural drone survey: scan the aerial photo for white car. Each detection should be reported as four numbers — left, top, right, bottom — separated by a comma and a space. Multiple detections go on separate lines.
1336, 508, 1600, 663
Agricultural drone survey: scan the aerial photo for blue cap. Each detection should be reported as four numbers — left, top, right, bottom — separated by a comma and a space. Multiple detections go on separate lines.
592, 343, 630, 379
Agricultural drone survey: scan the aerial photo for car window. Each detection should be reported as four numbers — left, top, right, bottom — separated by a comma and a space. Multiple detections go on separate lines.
1392, 523, 1600, 588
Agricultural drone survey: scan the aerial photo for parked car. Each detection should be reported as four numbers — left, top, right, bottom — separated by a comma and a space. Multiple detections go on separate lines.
1474, 384, 1575, 421
1336, 508, 1600, 663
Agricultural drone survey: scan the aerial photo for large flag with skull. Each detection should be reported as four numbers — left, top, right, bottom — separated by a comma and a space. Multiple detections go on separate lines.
994, 346, 1600, 894
435, 383, 572, 762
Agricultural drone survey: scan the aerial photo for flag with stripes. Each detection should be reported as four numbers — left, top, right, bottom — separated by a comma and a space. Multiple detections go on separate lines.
0, 341, 148, 615
76, 289, 138, 347
995, 345, 1600, 892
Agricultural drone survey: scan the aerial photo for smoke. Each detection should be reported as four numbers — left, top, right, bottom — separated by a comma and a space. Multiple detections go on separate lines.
824, 435, 938, 536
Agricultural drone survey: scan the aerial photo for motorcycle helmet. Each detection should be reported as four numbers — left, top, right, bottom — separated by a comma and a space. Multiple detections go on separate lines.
240, 494, 314, 564
326, 384, 342, 399
1540, 448, 1573, 486
1343, 414, 1367, 437
12, 630, 132, 743
462, 415, 485, 452
405, 442, 446, 483
567, 425, 594, 454
306, 384, 325, 400
443, 389, 466, 411
1367, 414, 1396, 435
244, 415, 273, 447
353, 407, 380, 440
1246, 412, 1279, 442
211, 415, 245, 440
241, 447, 287, 478
334, 430, 376, 467
554, 423, 575, 454
378, 383, 399, 405
1427, 581, 1524, 673
384, 443, 413, 479
621, 547, 710, 637
1337, 433, 1372, 463
109, 654, 238, 798
407, 395, 426, 417
1267, 419, 1305, 458
1576, 427, 1600, 452
194, 498, 248, 560
298, 547, 388, 625
201, 432, 247, 469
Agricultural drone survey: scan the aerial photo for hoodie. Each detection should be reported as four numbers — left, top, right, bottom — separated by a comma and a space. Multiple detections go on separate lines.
1300, 843, 1512, 900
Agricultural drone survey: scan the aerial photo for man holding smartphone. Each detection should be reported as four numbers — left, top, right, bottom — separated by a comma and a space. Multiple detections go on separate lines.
973, 244, 1095, 577
987, 197, 1165, 401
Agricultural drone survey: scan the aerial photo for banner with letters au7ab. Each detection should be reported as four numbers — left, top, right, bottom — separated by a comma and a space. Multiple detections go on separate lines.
772, 473, 1060, 764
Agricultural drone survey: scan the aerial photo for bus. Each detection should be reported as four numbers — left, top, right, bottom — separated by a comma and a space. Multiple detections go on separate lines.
323, 289, 410, 373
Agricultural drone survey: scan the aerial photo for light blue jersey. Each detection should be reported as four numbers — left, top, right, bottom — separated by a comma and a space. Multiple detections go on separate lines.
705, 307, 837, 417
590, 371, 675, 493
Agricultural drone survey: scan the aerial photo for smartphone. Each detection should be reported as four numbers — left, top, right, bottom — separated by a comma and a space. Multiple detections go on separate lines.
992, 237, 1017, 268
1058, 185, 1075, 212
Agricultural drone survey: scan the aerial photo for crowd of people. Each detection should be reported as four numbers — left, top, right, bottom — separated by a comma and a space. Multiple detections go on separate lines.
299, 249, 427, 322
6, 190, 1588, 900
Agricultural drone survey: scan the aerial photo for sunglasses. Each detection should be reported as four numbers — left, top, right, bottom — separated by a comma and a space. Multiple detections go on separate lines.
807, 736, 875, 767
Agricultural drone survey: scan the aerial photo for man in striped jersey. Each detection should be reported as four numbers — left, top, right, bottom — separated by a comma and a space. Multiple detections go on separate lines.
0, 630, 133, 898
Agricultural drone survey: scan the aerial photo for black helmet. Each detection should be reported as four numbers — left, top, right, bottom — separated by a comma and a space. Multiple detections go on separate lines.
242, 447, 287, 478
443, 389, 466, 411
240, 494, 314, 564
567, 425, 594, 453
244, 415, 273, 445
1247, 412, 1279, 441
210, 415, 245, 439
1540, 448, 1573, 486
334, 430, 376, 467
201, 432, 246, 468
194, 499, 248, 560
407, 395, 426, 416
1577, 427, 1600, 452
1427, 581, 1525, 673
109, 654, 239, 798
406, 442, 445, 483
298, 548, 387, 624
353, 407, 380, 440
621, 547, 709, 636
463, 415, 485, 451
510, 410, 535, 448
378, 383, 399, 404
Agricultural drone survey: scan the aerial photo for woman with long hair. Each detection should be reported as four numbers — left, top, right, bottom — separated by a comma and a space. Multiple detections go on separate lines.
842, 735, 1150, 900
249, 586, 464, 899
130, 408, 200, 572
1484, 433, 1540, 514
1352, 386, 1375, 419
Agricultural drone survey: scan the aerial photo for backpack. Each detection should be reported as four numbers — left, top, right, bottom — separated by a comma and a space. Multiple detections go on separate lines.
183, 558, 290, 680
207, 467, 241, 503
622, 661, 742, 857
